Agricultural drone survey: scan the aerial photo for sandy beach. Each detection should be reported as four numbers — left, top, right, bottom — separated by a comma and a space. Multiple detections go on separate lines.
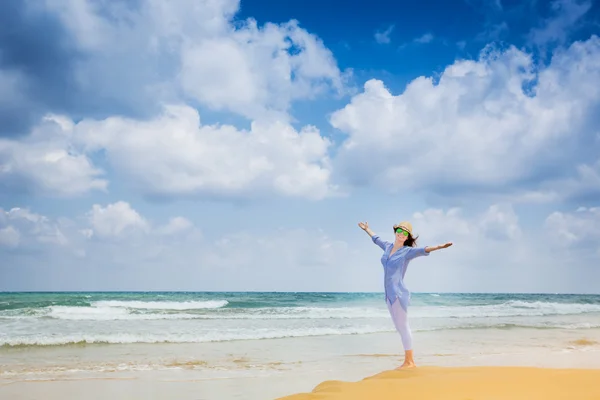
277, 366, 600, 400
2, 328, 600, 400
3, 292, 600, 399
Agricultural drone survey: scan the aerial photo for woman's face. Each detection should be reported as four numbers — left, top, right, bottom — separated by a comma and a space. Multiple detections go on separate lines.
394, 227, 409, 244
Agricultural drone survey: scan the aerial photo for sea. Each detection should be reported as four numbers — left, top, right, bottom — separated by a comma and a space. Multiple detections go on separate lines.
2, 291, 600, 347
2, 292, 600, 399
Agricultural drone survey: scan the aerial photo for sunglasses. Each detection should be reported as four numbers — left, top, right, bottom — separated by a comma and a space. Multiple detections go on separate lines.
395, 228, 409, 236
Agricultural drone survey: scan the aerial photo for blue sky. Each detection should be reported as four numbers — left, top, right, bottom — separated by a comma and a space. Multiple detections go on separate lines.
1, 0, 599, 293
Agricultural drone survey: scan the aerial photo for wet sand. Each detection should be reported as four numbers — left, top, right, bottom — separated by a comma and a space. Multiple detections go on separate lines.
2, 329, 600, 399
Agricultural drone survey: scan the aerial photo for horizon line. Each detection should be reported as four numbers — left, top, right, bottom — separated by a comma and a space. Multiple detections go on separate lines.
1, 290, 599, 295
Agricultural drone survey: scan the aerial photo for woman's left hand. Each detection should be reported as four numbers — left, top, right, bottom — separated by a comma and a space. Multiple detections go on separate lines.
441, 242, 453, 248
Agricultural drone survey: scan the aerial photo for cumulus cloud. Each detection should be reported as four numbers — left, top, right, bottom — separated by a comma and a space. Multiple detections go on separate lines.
2, 200, 600, 292
329, 36, 600, 199
180, 19, 345, 119
0, 115, 107, 197
1, 104, 335, 200
536, 159, 600, 203
0, 1, 81, 137
414, 203, 522, 242
0, 207, 70, 249
0, 0, 346, 135
86, 202, 150, 239
0, 0, 345, 200
544, 206, 600, 249
409, 204, 521, 270
155, 217, 194, 236
0, 202, 364, 292
401, 202, 600, 293
58, 104, 334, 200
0, 201, 198, 261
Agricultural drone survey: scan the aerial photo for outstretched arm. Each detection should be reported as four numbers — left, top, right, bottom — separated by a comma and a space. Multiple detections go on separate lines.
425, 242, 453, 253
358, 221, 376, 237
358, 221, 389, 250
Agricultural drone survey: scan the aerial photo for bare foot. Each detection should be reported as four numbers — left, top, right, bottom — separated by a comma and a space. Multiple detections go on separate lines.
395, 362, 416, 370
395, 351, 416, 370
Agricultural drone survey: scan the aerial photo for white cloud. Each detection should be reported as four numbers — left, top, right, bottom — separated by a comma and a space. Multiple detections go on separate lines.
478, 204, 522, 240
155, 217, 194, 236
2, 102, 336, 200
537, 159, 600, 202
544, 206, 600, 249
180, 19, 345, 119
2, 0, 346, 201
42, 0, 239, 49
414, 33, 434, 44
69, 104, 335, 200
0, 115, 107, 197
528, 0, 592, 46
0, 201, 198, 258
410, 204, 521, 254
0, 202, 365, 292
2, 200, 600, 293
375, 25, 394, 44
329, 36, 600, 198
0, 207, 70, 248
199, 228, 358, 291
403, 203, 599, 293
39, 0, 346, 121
86, 202, 150, 239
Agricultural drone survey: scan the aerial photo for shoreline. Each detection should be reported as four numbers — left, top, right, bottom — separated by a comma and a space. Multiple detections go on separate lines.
2, 328, 600, 400
3, 292, 600, 399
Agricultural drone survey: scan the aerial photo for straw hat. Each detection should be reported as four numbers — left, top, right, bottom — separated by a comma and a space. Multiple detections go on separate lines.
393, 221, 413, 235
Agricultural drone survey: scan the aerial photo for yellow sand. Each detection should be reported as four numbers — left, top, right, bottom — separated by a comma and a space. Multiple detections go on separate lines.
276, 366, 600, 400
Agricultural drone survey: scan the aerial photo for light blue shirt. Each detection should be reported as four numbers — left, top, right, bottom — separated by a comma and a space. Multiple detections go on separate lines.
371, 234, 429, 311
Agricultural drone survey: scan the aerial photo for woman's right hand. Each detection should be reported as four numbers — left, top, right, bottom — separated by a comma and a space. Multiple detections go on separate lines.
358, 222, 369, 231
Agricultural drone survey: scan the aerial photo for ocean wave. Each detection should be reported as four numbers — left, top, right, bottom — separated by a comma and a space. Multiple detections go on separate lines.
3, 320, 600, 348
45, 306, 204, 321
0, 305, 391, 321
0, 326, 389, 347
2, 299, 600, 321
91, 300, 229, 310
415, 301, 600, 319
422, 321, 600, 331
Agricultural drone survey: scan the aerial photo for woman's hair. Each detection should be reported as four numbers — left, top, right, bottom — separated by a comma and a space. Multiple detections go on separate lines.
404, 234, 418, 247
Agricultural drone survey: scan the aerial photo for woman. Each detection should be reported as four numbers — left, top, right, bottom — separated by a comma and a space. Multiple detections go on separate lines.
358, 220, 452, 369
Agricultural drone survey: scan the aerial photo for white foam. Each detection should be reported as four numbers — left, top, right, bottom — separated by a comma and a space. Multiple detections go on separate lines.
229, 306, 391, 319
91, 300, 228, 310
1, 305, 391, 321
0, 326, 391, 347
3, 300, 600, 322
46, 306, 200, 321
412, 301, 600, 319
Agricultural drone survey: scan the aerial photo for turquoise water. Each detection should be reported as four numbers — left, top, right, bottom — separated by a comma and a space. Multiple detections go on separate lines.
2, 292, 600, 347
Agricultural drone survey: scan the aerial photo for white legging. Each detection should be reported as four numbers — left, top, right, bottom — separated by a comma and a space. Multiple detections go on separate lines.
386, 297, 412, 351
